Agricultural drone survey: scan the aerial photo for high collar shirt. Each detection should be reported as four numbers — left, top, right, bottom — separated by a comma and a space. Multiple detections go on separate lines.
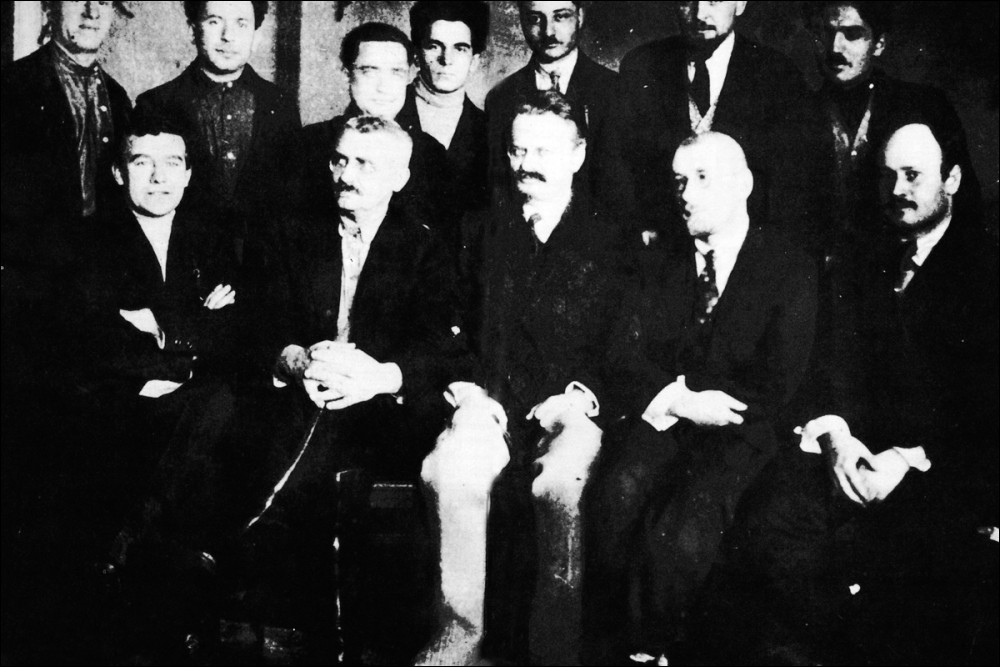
414, 77, 465, 150
192, 67, 256, 205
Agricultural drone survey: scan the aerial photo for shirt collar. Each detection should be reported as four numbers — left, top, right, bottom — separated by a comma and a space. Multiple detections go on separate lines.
910, 215, 951, 268
534, 48, 579, 91
522, 190, 573, 244
414, 76, 466, 110
51, 39, 101, 77
339, 208, 387, 246
193, 62, 250, 91
704, 31, 736, 71
692, 213, 749, 257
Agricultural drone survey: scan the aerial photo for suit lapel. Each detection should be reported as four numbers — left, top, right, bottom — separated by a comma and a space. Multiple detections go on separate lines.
713, 34, 752, 128
710, 225, 762, 324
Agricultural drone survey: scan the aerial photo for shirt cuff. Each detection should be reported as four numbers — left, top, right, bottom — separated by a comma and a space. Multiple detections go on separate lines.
642, 378, 684, 432
892, 446, 931, 472
565, 380, 600, 418
139, 379, 183, 398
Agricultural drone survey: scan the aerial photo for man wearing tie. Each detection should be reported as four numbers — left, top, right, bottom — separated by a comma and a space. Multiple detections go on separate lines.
586, 131, 818, 664
485, 1, 624, 212
620, 1, 826, 248
696, 117, 999, 665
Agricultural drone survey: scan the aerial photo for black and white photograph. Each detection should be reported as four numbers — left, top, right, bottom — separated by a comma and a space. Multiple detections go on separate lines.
1, 1, 997, 664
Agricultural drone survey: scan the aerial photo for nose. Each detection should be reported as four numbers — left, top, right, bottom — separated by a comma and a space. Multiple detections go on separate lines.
83, 1, 99, 19
150, 161, 167, 184
892, 174, 908, 199
832, 31, 849, 54
696, 2, 711, 23
221, 20, 233, 42
544, 18, 557, 39
439, 45, 452, 67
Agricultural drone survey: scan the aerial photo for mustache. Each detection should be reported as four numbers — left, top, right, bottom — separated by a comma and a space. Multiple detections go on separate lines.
826, 53, 850, 68
689, 20, 715, 31
890, 197, 916, 210
335, 184, 359, 195
516, 170, 546, 183
542, 36, 563, 47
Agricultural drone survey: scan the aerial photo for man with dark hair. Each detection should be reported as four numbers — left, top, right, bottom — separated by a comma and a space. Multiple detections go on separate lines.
486, 1, 627, 215
587, 131, 818, 664
409, 1, 491, 214
695, 117, 998, 665
300, 22, 454, 241
620, 1, 827, 250
807, 0, 980, 260
136, 0, 301, 267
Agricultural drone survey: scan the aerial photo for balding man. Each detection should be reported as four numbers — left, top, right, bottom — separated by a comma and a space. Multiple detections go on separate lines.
696, 118, 998, 664
586, 131, 818, 663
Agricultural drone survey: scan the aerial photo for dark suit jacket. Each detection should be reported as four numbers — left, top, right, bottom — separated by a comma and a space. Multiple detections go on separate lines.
298, 97, 453, 238
269, 201, 463, 412
620, 34, 827, 247
824, 215, 998, 507
1, 43, 131, 269
403, 86, 489, 215
135, 63, 301, 227
611, 225, 818, 452
485, 51, 629, 214
463, 201, 632, 426
78, 200, 241, 398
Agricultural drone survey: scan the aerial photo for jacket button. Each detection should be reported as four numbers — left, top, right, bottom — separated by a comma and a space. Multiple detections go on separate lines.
323, 309, 333, 318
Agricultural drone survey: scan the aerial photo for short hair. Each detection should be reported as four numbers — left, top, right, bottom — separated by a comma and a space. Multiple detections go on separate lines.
117, 109, 192, 168
330, 115, 414, 164
39, 1, 133, 45
809, 1, 892, 38
410, 1, 491, 55
517, 1, 585, 11
184, 1, 269, 30
340, 23, 414, 70
882, 114, 967, 180
509, 90, 588, 144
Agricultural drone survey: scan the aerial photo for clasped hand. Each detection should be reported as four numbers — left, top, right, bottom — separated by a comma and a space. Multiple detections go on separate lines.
671, 376, 747, 426
301, 341, 400, 411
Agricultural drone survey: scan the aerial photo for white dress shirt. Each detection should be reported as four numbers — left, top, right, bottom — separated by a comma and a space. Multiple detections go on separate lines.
522, 190, 574, 244
686, 32, 735, 110
534, 47, 579, 94
135, 210, 175, 281
896, 216, 951, 293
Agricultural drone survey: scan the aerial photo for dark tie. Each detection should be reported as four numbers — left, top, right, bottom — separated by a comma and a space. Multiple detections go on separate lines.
691, 57, 711, 116
549, 70, 561, 93
695, 249, 720, 324
895, 242, 918, 293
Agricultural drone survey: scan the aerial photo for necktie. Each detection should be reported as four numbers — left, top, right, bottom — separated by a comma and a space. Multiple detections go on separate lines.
549, 70, 561, 93
691, 57, 711, 117
695, 249, 720, 324
895, 242, 918, 293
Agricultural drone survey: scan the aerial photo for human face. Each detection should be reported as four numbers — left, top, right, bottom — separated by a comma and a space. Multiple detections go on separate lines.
508, 113, 585, 203
815, 4, 885, 88
194, 1, 258, 78
672, 140, 751, 238
330, 129, 410, 217
349, 41, 412, 119
677, 1, 746, 52
419, 20, 479, 95
519, 1, 583, 64
53, 1, 114, 55
880, 124, 960, 235
114, 133, 192, 219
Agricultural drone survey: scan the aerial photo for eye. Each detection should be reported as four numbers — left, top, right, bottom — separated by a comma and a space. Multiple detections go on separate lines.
905, 170, 919, 183
509, 147, 527, 159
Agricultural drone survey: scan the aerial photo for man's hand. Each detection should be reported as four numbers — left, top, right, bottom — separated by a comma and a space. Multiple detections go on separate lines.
203, 284, 236, 311
855, 449, 911, 504
669, 377, 747, 426
824, 431, 875, 506
306, 345, 402, 410
528, 392, 592, 431
120, 308, 162, 339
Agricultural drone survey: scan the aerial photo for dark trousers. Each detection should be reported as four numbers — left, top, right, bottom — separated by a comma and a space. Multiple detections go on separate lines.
694, 449, 1000, 665
583, 419, 774, 662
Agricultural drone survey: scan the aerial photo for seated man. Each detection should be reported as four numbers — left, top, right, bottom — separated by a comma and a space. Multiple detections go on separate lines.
237, 115, 461, 639
419, 91, 633, 666
299, 23, 454, 238
695, 118, 998, 665
76, 112, 242, 566
587, 131, 818, 663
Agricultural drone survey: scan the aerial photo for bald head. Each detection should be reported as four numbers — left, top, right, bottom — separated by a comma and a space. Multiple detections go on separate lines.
672, 132, 753, 238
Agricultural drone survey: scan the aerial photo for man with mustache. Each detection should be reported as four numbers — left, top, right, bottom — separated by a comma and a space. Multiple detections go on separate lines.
485, 1, 627, 216
620, 2, 827, 252
587, 131, 818, 664
695, 117, 998, 664
299, 23, 455, 244
457, 90, 632, 664
136, 1, 301, 268
409, 1, 491, 216
807, 1, 979, 261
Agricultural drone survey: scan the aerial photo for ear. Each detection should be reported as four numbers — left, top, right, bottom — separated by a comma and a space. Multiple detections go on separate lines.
570, 139, 587, 175
735, 2, 748, 18
739, 166, 754, 198
943, 163, 962, 196
873, 34, 887, 58
577, 5, 586, 29
250, 27, 262, 56
112, 163, 125, 187
180, 164, 193, 189
470, 52, 482, 74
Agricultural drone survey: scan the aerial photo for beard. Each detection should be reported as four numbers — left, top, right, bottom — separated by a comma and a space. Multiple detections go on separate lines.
887, 194, 951, 239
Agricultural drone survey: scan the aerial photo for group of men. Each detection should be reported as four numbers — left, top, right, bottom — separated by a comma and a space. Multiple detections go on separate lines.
1, 1, 996, 665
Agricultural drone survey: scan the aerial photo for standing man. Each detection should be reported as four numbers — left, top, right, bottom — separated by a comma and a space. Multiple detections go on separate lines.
486, 1, 626, 214
300, 23, 453, 236
136, 1, 301, 265
587, 132, 818, 664
807, 0, 979, 260
698, 117, 998, 665
620, 1, 826, 248
409, 1, 491, 214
